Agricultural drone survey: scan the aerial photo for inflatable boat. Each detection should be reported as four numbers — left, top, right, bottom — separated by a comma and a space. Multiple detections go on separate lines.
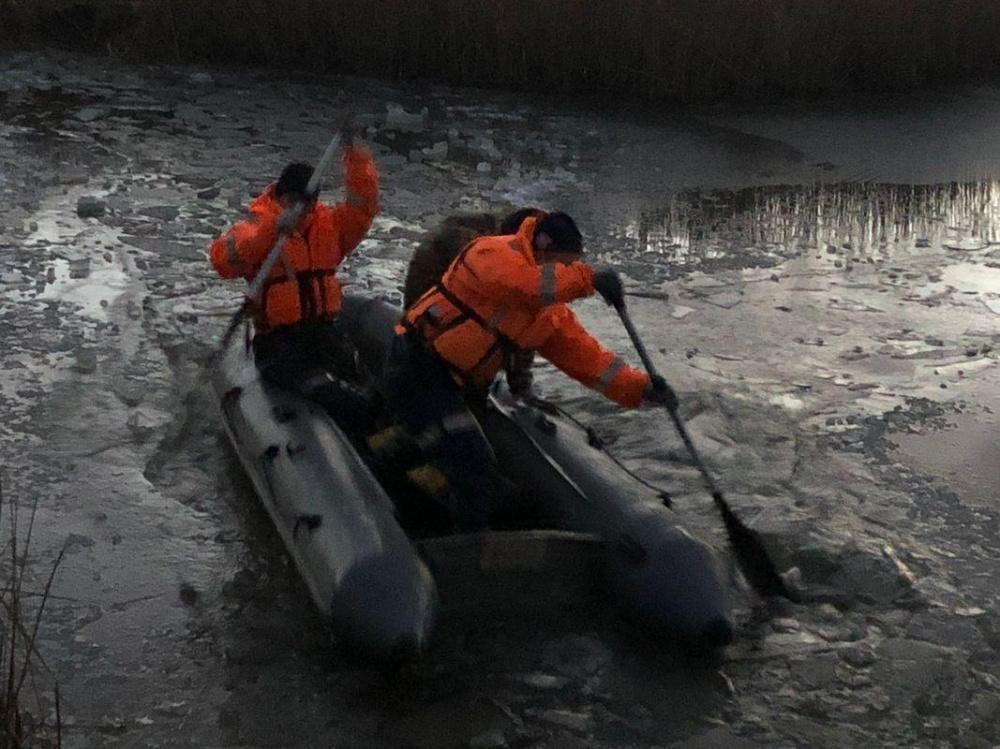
212, 293, 733, 659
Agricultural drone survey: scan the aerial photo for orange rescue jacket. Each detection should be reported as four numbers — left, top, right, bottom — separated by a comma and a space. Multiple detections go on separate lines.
210, 146, 378, 330
400, 216, 651, 407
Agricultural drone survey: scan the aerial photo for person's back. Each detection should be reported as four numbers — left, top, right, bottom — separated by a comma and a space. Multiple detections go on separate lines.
209, 144, 378, 394
403, 207, 544, 393
210, 148, 378, 334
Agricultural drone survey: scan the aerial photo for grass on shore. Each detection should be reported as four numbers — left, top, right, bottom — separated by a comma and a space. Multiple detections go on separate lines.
0, 477, 62, 749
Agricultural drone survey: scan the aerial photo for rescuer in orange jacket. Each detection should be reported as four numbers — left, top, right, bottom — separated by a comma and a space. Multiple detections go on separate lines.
402, 206, 545, 396
380, 211, 677, 530
209, 141, 378, 395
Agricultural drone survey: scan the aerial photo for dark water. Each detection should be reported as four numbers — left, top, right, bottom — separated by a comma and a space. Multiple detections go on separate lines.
2, 50, 1000, 749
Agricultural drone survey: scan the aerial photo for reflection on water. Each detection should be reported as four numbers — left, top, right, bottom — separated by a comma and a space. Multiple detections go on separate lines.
34, 256, 130, 320
622, 181, 1000, 273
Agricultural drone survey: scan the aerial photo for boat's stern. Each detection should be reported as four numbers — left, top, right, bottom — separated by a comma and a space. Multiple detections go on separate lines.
329, 551, 439, 661
605, 506, 733, 648
213, 326, 440, 662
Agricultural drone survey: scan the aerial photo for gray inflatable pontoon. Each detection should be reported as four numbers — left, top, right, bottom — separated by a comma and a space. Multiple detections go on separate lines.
213, 336, 438, 659
213, 293, 733, 659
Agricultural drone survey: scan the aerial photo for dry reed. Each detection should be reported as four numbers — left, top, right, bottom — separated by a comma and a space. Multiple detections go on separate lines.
2, 0, 1000, 101
0, 476, 62, 749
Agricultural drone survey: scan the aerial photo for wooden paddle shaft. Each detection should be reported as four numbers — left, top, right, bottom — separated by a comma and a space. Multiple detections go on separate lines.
614, 302, 724, 498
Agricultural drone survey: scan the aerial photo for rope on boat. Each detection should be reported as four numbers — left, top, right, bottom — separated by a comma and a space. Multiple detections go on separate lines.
525, 396, 675, 507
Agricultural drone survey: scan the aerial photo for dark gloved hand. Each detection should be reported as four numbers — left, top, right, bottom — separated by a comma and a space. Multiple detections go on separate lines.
593, 266, 624, 308
644, 374, 679, 412
506, 349, 535, 397
339, 110, 359, 147
506, 364, 534, 397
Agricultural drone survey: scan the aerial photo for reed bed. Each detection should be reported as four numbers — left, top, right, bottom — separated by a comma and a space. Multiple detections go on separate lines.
0, 477, 62, 749
4, 0, 1000, 101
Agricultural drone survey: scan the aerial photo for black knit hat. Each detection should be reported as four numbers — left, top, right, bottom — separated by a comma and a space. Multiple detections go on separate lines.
275, 162, 315, 198
500, 207, 545, 235
534, 211, 583, 252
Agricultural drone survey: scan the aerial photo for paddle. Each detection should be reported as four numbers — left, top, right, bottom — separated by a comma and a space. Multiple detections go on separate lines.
216, 130, 345, 355
613, 299, 793, 600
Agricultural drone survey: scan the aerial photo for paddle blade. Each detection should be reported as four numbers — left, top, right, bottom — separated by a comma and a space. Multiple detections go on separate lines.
713, 492, 791, 599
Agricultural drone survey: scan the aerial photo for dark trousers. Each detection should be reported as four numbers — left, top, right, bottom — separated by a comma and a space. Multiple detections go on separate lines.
252, 319, 342, 386
380, 334, 507, 531
252, 319, 373, 432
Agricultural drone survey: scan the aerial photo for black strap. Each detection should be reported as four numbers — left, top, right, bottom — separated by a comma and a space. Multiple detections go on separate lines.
260, 268, 337, 323
432, 282, 518, 353
296, 274, 315, 319
317, 271, 328, 311
405, 282, 517, 382
467, 339, 504, 376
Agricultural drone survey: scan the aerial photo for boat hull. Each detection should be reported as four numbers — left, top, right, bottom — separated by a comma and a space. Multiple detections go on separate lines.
212, 337, 438, 659
337, 294, 733, 645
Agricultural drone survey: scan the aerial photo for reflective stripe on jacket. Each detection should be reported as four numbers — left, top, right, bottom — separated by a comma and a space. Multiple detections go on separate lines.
209, 146, 378, 330
400, 216, 650, 407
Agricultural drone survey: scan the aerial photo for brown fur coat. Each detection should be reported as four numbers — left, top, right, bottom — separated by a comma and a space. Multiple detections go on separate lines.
402, 212, 499, 308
